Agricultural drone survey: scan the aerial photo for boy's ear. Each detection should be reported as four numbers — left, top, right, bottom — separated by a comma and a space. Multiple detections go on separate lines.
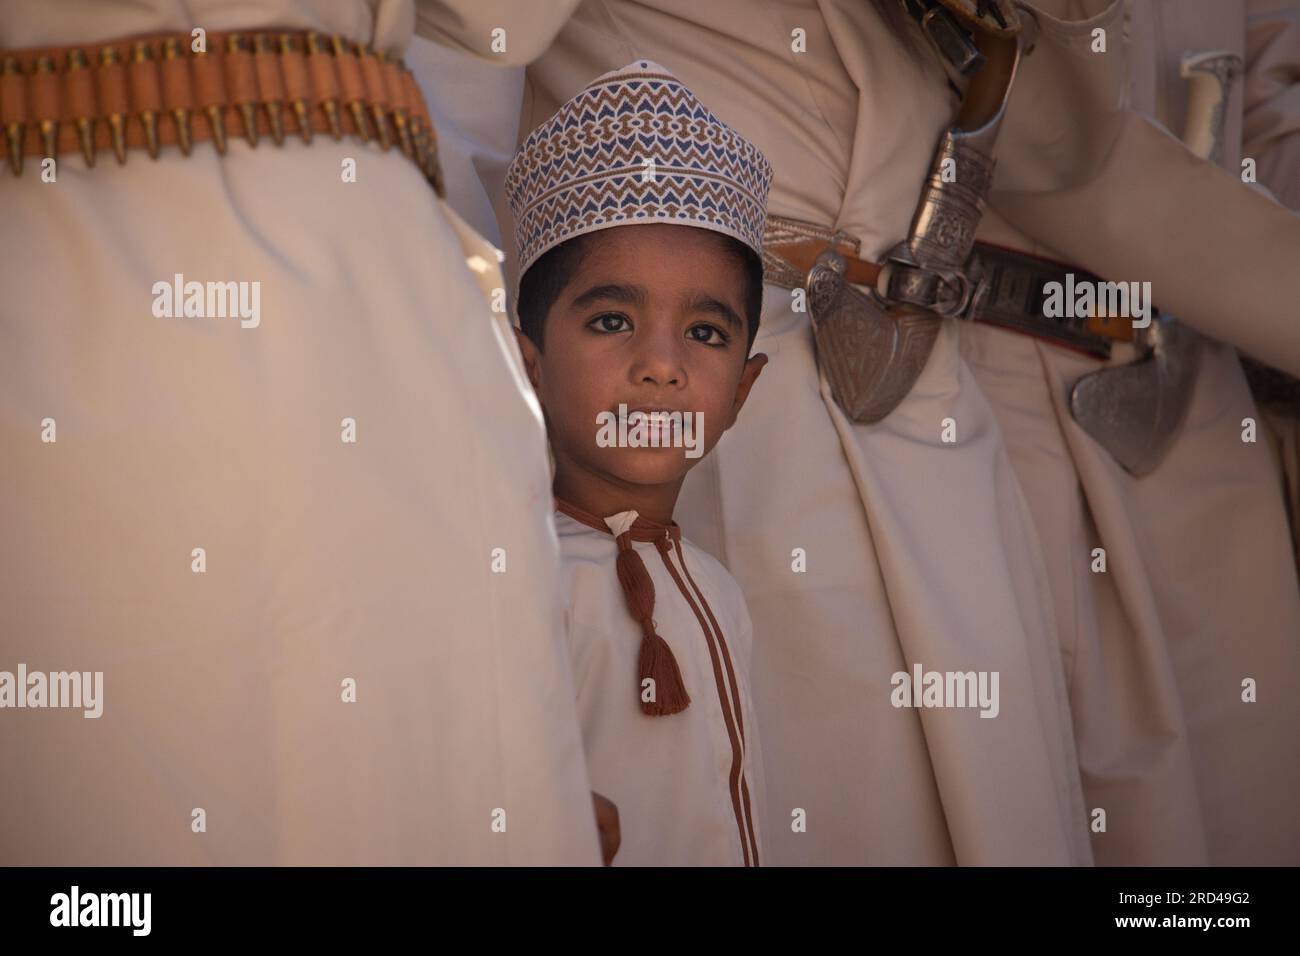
726, 352, 768, 430
514, 328, 542, 391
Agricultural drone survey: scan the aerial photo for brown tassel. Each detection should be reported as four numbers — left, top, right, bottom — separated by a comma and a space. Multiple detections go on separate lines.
614, 534, 690, 716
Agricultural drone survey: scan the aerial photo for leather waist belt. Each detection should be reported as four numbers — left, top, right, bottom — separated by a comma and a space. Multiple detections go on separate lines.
1243, 356, 1300, 410
0, 29, 444, 195
762, 217, 1136, 359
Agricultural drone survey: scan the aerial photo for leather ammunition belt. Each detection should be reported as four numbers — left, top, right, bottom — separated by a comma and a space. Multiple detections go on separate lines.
0, 30, 444, 195
763, 216, 1137, 360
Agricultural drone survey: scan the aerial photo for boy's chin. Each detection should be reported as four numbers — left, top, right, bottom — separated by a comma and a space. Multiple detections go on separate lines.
601, 449, 696, 486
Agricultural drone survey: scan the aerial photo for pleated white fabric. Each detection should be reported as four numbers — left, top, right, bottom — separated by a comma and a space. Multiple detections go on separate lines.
0, 0, 599, 865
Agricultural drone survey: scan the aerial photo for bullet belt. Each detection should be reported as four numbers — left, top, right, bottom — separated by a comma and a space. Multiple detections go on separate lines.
762, 215, 1136, 359
0, 29, 445, 195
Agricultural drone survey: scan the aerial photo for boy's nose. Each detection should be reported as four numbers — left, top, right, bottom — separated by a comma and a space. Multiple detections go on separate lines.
629, 331, 686, 388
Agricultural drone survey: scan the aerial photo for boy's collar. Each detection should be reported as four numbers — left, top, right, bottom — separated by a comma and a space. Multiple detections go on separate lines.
555, 497, 682, 544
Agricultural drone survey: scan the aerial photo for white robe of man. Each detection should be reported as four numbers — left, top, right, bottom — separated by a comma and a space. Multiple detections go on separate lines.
514, 0, 1300, 865
556, 507, 765, 866
970, 0, 1300, 865
0, 0, 599, 864
1231, 0, 1300, 574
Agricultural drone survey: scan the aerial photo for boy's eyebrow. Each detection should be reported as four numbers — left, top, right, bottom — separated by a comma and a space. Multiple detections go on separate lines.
569, 283, 744, 332
684, 292, 744, 332
571, 283, 647, 308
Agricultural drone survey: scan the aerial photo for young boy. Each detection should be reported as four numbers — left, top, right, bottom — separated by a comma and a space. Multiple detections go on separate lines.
505, 61, 773, 866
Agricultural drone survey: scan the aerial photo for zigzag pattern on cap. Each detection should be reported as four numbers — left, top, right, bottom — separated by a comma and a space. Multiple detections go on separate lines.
506, 60, 773, 275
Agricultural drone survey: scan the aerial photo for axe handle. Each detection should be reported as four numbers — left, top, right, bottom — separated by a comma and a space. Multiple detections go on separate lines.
1179, 50, 1242, 164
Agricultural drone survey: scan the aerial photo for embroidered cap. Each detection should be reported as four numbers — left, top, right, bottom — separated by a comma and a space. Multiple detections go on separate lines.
505, 60, 773, 278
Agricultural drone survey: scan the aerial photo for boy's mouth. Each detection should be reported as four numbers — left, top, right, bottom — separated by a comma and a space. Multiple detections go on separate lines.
618, 404, 679, 421
613, 404, 686, 443
596, 404, 706, 459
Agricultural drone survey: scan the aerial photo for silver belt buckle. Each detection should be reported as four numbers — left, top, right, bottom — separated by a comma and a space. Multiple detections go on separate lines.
880, 242, 984, 319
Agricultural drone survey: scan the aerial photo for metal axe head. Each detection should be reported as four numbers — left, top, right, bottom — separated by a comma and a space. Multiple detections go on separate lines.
806, 250, 942, 423
1069, 315, 1201, 476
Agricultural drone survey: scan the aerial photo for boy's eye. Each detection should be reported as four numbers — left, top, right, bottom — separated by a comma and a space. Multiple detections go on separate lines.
587, 313, 631, 334
687, 323, 729, 347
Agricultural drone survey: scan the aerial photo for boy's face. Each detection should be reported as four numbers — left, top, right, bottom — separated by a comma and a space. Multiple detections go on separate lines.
517, 224, 766, 492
